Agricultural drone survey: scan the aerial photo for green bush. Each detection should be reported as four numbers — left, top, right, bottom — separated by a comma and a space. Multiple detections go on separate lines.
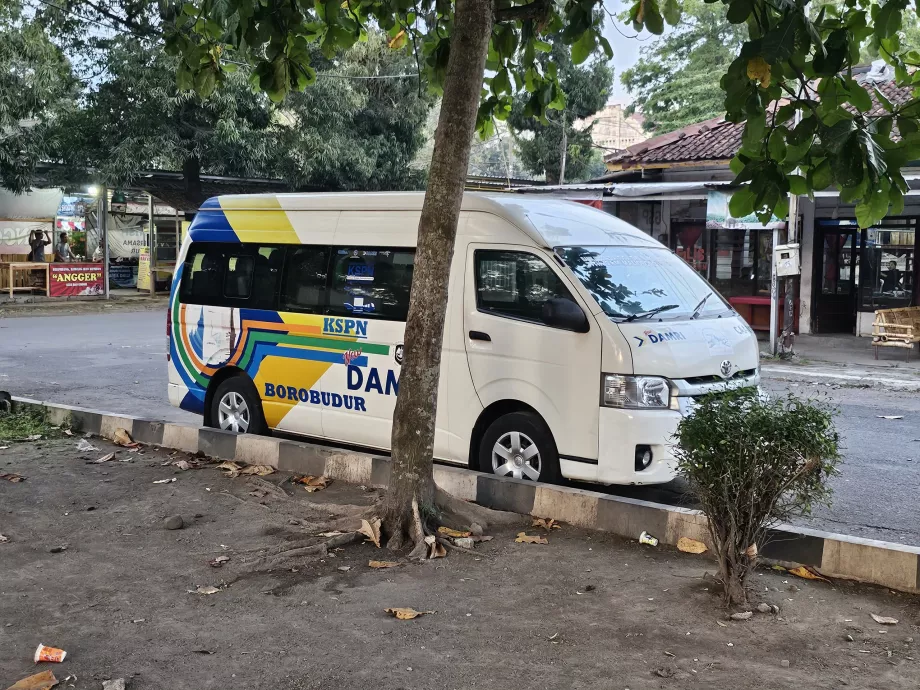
673, 387, 840, 606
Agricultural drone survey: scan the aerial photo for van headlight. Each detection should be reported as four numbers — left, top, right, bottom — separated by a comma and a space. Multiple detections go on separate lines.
603, 374, 674, 409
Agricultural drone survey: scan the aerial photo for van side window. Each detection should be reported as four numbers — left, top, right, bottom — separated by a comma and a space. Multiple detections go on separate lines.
180, 243, 225, 304
250, 246, 283, 310
279, 246, 329, 314
327, 248, 415, 321
223, 254, 255, 300
475, 250, 575, 324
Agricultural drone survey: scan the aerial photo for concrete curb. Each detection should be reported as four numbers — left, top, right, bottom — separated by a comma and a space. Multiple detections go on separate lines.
11, 395, 920, 595
761, 363, 920, 391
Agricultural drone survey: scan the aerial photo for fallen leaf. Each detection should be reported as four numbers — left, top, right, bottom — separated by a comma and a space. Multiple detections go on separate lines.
153, 478, 177, 484
101, 680, 125, 690
437, 526, 471, 538
0, 472, 25, 482
716, 621, 727, 627
23, 434, 42, 441
730, 611, 753, 621
745, 543, 758, 558
871, 613, 899, 625
189, 585, 222, 595
62, 429, 73, 437
515, 532, 548, 544
239, 465, 275, 477
0, 534, 8, 543
384, 607, 434, 620
532, 517, 561, 531
95, 452, 116, 463
368, 560, 400, 569
294, 475, 330, 492
787, 565, 830, 583
76, 439, 99, 452
174, 460, 191, 471
877, 415, 904, 420
209, 555, 230, 567
677, 537, 708, 554
5, 670, 58, 690
113, 428, 139, 448
359, 518, 382, 548
0, 446, 8, 450
425, 535, 447, 559
217, 461, 242, 477
317, 531, 345, 538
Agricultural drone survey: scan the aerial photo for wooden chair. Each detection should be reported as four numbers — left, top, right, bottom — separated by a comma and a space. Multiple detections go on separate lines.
872, 307, 920, 361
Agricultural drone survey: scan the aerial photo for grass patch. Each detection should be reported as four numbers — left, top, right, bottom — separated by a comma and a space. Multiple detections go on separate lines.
0, 408, 59, 442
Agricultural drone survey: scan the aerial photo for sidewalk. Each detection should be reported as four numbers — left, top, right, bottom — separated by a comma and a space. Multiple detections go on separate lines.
0, 291, 168, 318
761, 334, 920, 390
2, 436, 918, 689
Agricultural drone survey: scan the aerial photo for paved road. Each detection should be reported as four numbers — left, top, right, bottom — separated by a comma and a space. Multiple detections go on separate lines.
3, 310, 919, 545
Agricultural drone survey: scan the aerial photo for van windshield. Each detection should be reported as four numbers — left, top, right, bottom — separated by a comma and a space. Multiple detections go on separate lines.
556, 246, 731, 322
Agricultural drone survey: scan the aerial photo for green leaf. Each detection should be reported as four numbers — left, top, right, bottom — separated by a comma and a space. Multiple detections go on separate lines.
571, 31, 595, 65
788, 174, 808, 195
729, 186, 756, 218
726, 0, 753, 24
663, 0, 681, 26
821, 119, 856, 154
768, 130, 787, 162
874, 86, 894, 112
833, 135, 865, 188
644, 0, 665, 35
534, 39, 552, 53
193, 66, 217, 98
222, 62, 238, 73
846, 81, 872, 113
809, 159, 832, 190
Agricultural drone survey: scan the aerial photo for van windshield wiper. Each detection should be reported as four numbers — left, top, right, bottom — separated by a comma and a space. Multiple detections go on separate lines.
623, 304, 679, 322
691, 292, 713, 319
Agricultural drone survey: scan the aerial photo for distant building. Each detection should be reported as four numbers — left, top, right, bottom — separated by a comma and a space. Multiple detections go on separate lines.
585, 103, 647, 154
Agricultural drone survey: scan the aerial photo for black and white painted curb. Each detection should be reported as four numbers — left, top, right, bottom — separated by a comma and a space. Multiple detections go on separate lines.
11, 395, 920, 595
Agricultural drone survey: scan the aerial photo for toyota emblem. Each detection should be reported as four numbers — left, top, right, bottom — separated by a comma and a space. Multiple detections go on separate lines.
720, 360, 733, 378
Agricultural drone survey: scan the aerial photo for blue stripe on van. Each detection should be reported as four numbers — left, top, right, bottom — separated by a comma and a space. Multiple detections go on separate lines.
187, 210, 238, 243
239, 308, 284, 323
249, 341, 368, 370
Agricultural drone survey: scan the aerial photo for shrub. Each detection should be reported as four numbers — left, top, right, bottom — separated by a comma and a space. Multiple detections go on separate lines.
673, 387, 840, 605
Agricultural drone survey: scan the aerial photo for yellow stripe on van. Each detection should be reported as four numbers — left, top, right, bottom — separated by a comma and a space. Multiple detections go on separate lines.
219, 196, 299, 244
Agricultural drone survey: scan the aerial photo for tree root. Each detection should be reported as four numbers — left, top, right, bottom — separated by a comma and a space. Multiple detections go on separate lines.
432, 486, 522, 529
406, 497, 429, 561
436, 536, 482, 557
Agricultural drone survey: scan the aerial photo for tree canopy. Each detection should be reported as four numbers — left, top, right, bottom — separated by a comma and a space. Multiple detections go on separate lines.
508, 29, 612, 182
621, 0, 746, 134
0, 1, 78, 193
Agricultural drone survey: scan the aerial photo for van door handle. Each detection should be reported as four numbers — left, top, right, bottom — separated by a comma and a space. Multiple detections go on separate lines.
469, 330, 491, 342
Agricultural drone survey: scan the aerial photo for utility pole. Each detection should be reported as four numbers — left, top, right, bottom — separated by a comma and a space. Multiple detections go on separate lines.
559, 110, 568, 186
778, 109, 803, 357
100, 187, 110, 300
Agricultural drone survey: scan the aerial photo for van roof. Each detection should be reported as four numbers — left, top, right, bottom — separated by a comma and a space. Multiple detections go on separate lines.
196, 192, 662, 249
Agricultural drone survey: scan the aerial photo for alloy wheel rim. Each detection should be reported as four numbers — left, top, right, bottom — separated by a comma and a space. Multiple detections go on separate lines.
218, 391, 251, 433
491, 431, 541, 481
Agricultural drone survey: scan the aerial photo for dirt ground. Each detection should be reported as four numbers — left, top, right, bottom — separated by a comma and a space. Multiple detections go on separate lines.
2, 438, 919, 690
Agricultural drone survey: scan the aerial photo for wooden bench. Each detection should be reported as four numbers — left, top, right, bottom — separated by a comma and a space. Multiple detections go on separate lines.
872, 306, 920, 360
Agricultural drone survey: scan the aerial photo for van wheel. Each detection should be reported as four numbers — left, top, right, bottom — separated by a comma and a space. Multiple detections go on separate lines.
479, 412, 560, 484
209, 377, 266, 435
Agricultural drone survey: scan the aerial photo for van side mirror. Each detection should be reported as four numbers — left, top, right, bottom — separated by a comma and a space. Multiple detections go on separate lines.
542, 298, 589, 333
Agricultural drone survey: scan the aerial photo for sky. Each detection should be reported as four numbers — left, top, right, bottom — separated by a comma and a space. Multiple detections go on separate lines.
601, 0, 660, 104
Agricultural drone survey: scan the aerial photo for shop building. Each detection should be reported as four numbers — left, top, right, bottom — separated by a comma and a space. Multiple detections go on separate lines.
518, 65, 918, 337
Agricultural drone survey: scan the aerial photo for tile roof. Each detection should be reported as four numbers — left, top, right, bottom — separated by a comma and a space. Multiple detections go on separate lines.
605, 68, 914, 172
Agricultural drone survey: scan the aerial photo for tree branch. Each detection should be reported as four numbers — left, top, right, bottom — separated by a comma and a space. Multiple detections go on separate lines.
494, 0, 550, 24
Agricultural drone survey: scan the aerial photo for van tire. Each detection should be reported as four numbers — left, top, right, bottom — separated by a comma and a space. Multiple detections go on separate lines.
479, 412, 560, 484
208, 376, 267, 436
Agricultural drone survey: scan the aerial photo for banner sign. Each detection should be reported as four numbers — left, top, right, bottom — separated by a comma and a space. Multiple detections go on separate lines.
109, 263, 139, 288
705, 190, 785, 231
48, 263, 104, 297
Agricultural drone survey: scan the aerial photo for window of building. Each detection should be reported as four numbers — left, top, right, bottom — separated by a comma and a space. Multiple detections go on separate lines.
327, 248, 415, 321
279, 246, 329, 314
858, 220, 917, 311
474, 250, 575, 323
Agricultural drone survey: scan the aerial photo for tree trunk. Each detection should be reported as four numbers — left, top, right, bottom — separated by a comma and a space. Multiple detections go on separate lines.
381, 0, 494, 550
183, 157, 204, 206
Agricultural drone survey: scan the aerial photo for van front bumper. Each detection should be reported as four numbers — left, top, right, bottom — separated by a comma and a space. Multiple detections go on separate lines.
559, 407, 680, 485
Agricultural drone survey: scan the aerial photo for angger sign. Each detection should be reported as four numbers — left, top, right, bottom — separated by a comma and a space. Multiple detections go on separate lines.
48, 263, 104, 297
